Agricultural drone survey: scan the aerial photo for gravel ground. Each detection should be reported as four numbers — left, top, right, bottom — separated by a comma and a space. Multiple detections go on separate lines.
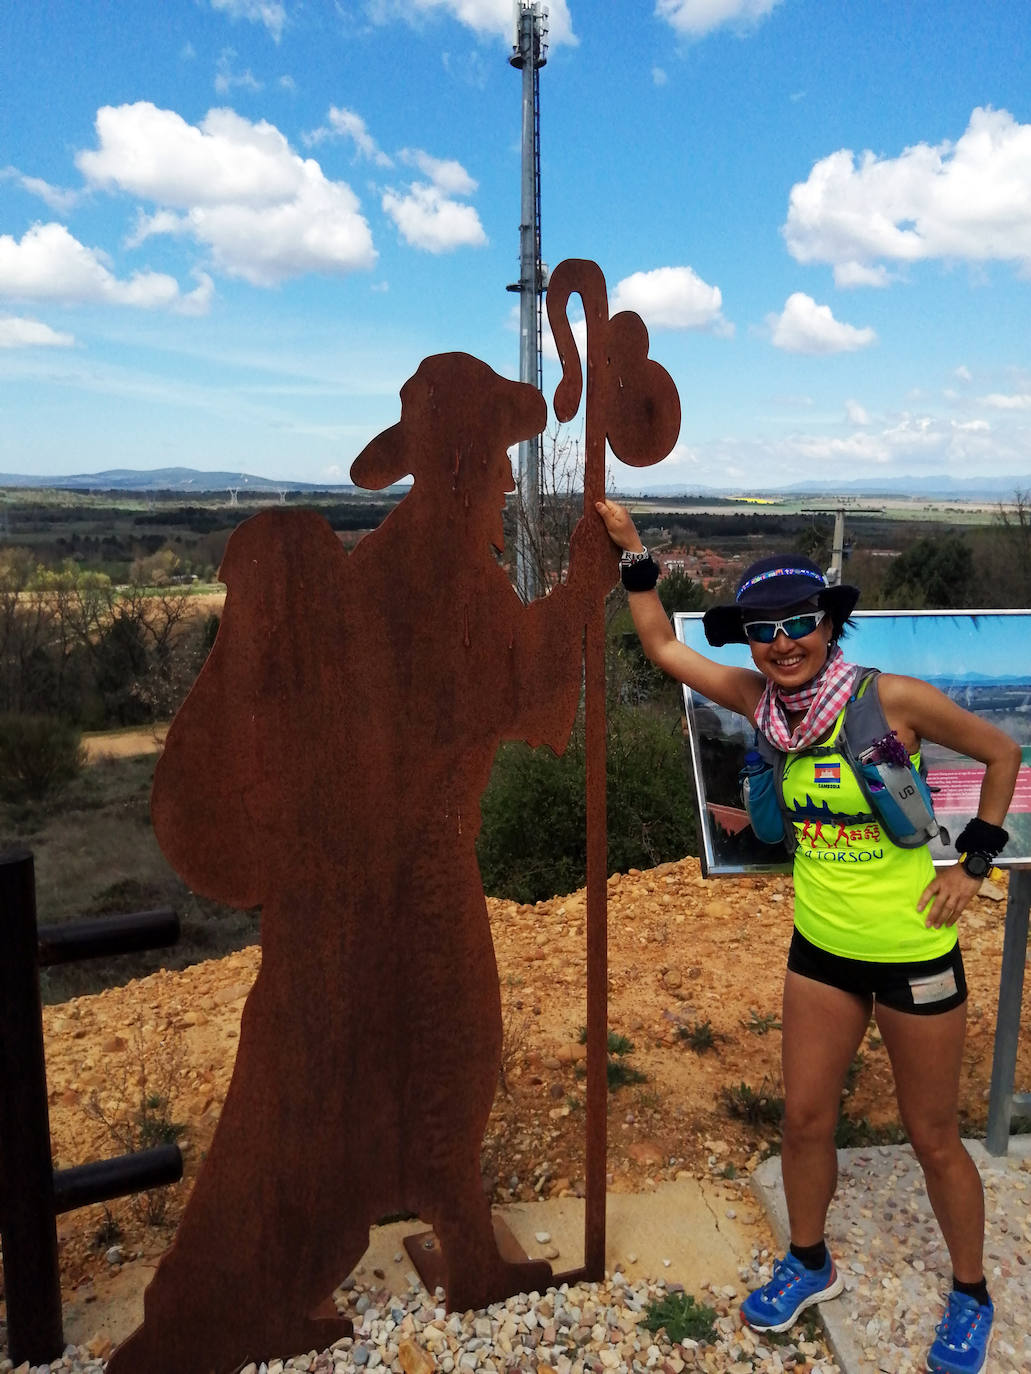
6, 1142, 1029, 1373
754, 1138, 1031, 1374
0, 1269, 840, 1374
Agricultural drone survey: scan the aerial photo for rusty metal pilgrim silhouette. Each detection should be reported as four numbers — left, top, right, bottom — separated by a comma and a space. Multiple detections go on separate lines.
106, 260, 680, 1374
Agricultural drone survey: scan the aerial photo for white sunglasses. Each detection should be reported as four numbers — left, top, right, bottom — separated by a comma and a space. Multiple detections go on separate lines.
742, 609, 826, 644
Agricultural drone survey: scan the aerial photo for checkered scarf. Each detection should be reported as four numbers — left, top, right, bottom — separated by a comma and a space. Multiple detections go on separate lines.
756, 645, 858, 752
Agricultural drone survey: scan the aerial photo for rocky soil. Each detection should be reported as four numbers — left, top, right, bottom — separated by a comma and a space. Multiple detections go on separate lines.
30, 859, 1022, 1284
2, 857, 1024, 1372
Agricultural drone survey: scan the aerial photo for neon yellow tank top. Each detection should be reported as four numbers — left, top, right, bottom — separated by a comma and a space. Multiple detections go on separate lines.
782, 706, 955, 962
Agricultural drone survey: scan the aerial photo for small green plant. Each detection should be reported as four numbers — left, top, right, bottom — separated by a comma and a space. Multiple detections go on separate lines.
574, 1027, 648, 1091
92, 1209, 123, 1251
719, 1079, 785, 1127
834, 1115, 907, 1148
721, 1162, 738, 1179
676, 1019, 719, 1053
843, 1051, 865, 1093
607, 1059, 648, 1089
84, 1001, 187, 1226
641, 1291, 717, 1345
741, 1009, 782, 1035
498, 1004, 533, 1094
577, 1027, 635, 1056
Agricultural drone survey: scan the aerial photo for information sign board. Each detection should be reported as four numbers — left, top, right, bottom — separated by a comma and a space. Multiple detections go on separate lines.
673, 610, 1031, 877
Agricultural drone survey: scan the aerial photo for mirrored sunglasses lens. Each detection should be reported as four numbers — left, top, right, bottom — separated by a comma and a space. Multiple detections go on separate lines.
743, 613, 821, 643
783, 614, 820, 639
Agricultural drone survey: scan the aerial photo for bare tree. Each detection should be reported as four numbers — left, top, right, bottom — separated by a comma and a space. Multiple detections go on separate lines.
989, 490, 1031, 607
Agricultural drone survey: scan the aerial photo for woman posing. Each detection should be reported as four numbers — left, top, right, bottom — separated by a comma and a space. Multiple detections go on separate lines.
596, 499, 1020, 1374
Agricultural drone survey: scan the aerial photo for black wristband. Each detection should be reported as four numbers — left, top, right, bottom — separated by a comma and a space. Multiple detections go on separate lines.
955, 818, 1008, 858
620, 556, 660, 592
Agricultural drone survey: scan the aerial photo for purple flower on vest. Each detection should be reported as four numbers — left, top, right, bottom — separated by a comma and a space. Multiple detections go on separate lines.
870, 730, 909, 768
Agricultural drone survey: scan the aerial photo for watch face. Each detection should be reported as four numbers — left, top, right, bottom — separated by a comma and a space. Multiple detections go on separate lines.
962, 853, 991, 878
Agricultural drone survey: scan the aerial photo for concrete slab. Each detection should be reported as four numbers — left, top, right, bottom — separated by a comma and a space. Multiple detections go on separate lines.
62, 1176, 773, 1353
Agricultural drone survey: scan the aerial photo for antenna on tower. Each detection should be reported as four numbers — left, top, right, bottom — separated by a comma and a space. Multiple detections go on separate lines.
508, 0, 549, 602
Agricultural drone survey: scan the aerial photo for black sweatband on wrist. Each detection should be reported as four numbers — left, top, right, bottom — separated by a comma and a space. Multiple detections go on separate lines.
620, 556, 660, 592
955, 818, 1009, 858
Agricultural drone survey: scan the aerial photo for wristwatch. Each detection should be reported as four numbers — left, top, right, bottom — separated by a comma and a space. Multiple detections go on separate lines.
959, 851, 993, 879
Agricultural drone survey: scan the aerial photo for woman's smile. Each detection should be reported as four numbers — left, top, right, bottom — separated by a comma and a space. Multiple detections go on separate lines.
749, 617, 833, 685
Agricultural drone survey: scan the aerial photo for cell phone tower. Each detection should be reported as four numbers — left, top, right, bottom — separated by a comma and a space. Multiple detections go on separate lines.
509, 1, 548, 602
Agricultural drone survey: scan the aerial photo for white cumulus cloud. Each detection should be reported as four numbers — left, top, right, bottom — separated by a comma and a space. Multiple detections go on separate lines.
845, 398, 871, 425
767, 293, 876, 355
381, 148, 485, 252
382, 182, 486, 252
215, 49, 264, 95
610, 265, 732, 335
368, 0, 576, 47
784, 107, 1031, 283
210, 0, 286, 41
399, 148, 475, 195
305, 107, 394, 167
0, 222, 203, 311
77, 103, 377, 286
833, 261, 891, 289
2, 166, 81, 214
0, 314, 75, 348
981, 392, 1031, 410
655, 0, 782, 38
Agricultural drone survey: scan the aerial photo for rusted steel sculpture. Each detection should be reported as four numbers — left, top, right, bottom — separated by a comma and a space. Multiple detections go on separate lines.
107, 261, 679, 1374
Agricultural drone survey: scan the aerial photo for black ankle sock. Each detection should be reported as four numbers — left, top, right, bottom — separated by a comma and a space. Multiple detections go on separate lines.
953, 1275, 990, 1307
790, 1239, 828, 1271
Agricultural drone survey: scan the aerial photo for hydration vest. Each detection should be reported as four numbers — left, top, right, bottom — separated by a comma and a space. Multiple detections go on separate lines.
740, 667, 945, 855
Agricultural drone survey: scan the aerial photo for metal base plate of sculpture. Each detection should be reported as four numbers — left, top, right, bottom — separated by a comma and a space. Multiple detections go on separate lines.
106, 260, 680, 1374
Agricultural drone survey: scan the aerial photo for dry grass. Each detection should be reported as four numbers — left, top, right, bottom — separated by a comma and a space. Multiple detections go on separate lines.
4, 751, 257, 1003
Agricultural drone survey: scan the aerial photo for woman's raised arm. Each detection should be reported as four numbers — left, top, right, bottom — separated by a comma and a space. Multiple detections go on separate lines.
595, 498, 764, 720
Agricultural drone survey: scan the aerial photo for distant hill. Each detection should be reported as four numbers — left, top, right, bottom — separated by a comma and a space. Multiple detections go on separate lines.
0, 467, 357, 494
619, 475, 1031, 500
1, 466, 1028, 501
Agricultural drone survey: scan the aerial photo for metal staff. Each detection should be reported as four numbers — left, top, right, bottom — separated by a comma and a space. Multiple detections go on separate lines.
546, 259, 681, 1276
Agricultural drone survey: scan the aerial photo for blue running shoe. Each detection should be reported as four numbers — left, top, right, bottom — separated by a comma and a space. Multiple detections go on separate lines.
926, 1290, 994, 1373
740, 1250, 843, 1333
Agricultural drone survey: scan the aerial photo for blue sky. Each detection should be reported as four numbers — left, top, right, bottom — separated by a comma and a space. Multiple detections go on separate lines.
2, 0, 1030, 490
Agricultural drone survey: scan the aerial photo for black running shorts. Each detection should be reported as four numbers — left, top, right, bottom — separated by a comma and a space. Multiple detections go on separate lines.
787, 927, 967, 1015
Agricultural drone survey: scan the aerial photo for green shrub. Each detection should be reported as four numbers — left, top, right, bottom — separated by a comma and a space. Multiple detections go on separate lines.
477, 704, 697, 903
0, 712, 86, 802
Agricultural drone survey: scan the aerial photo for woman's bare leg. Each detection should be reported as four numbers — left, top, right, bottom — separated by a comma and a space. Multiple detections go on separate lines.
875, 1000, 984, 1282
780, 971, 872, 1246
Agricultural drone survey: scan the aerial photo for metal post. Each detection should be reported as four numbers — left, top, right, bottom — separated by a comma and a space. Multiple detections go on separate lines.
986, 868, 1031, 1154
510, 2, 548, 603
826, 508, 845, 586
0, 848, 64, 1364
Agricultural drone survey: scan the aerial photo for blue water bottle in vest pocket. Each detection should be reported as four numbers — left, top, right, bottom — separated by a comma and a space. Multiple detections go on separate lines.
740, 748, 785, 845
